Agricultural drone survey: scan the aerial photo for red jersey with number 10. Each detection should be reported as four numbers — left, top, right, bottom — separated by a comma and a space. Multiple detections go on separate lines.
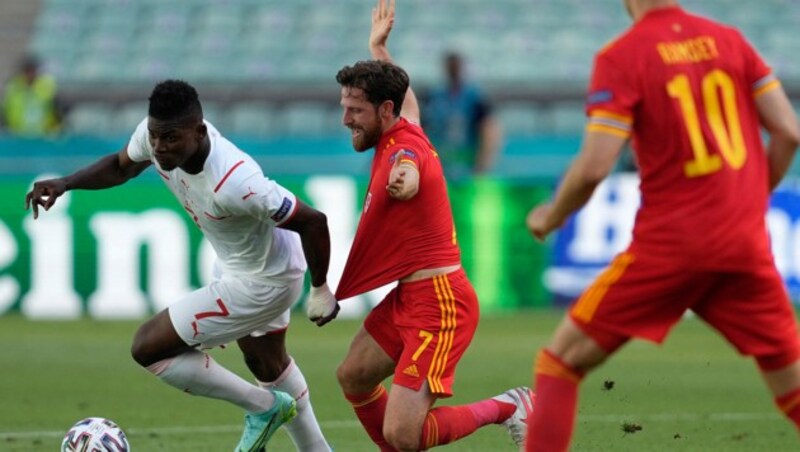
336, 118, 461, 301
585, 6, 781, 270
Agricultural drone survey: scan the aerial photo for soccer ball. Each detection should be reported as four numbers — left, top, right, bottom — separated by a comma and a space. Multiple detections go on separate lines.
60, 417, 130, 452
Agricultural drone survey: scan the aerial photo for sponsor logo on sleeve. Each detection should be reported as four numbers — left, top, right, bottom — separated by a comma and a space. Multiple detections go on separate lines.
388, 149, 417, 164
270, 197, 293, 223
587, 89, 614, 105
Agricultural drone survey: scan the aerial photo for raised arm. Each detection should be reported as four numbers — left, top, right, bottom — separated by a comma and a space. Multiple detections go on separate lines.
756, 86, 800, 191
476, 113, 503, 175
25, 146, 151, 219
368, 0, 421, 124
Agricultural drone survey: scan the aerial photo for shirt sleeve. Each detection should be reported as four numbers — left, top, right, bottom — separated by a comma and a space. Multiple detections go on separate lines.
385, 144, 424, 174
126, 118, 153, 163
584, 51, 637, 139
216, 167, 299, 227
736, 29, 780, 98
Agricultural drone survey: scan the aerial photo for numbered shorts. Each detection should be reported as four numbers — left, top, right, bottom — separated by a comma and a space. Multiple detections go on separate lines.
169, 275, 304, 349
364, 268, 479, 397
570, 250, 800, 369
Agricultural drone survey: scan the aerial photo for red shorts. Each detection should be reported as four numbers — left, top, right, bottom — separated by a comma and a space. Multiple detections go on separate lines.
364, 268, 479, 397
570, 250, 800, 367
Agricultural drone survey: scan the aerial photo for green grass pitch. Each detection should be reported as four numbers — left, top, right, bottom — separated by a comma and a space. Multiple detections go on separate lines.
0, 310, 796, 451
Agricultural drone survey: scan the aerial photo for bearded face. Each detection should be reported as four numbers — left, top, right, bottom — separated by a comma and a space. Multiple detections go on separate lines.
340, 86, 386, 152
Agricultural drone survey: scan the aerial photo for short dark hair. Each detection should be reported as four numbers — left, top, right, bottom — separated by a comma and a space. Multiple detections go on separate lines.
336, 60, 409, 117
19, 54, 40, 72
148, 79, 203, 122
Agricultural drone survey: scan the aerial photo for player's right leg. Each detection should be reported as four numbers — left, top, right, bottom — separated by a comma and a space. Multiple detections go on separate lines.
526, 316, 613, 452
336, 326, 397, 451
238, 331, 332, 451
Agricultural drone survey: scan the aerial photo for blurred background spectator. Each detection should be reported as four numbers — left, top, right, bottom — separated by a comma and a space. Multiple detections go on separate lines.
422, 51, 503, 181
2, 54, 63, 136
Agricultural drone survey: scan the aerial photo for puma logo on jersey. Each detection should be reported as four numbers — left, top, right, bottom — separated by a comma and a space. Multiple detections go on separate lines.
242, 187, 257, 200
402, 364, 419, 378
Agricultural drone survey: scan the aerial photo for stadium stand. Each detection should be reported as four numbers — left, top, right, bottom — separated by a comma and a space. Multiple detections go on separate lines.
5, 0, 800, 143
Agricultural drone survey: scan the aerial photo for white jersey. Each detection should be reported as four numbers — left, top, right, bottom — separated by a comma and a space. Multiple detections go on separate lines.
127, 118, 306, 283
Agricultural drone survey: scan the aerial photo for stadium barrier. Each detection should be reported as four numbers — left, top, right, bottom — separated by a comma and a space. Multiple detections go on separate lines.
3, 135, 800, 319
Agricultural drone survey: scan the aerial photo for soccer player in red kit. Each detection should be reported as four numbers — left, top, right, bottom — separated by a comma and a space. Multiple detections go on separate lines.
524, 0, 800, 450
305, 0, 534, 450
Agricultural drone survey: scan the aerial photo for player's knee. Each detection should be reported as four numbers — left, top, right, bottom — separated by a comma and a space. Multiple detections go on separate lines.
383, 423, 420, 452
336, 360, 369, 392
243, 352, 287, 382
130, 326, 156, 367
757, 349, 800, 372
335, 361, 354, 389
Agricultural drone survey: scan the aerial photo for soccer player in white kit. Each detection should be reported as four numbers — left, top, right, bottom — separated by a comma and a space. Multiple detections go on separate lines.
25, 80, 340, 452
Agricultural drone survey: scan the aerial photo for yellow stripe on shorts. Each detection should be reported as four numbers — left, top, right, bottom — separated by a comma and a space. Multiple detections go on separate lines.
572, 252, 635, 323
429, 275, 456, 394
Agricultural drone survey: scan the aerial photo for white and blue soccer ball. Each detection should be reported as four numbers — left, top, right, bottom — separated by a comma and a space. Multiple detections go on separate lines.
60, 417, 130, 452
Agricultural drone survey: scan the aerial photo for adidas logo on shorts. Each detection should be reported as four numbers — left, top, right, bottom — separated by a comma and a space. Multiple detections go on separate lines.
402, 364, 419, 378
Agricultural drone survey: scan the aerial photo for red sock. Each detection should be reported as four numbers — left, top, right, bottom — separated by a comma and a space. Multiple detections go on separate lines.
419, 399, 515, 449
526, 350, 583, 452
776, 387, 800, 429
344, 386, 396, 451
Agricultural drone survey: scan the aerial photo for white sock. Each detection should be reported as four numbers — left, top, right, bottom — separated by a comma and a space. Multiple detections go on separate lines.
258, 357, 330, 451
146, 350, 274, 413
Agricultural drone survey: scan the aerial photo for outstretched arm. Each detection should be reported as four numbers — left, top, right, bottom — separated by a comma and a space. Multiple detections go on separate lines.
526, 131, 626, 241
25, 147, 151, 219
368, 0, 421, 124
279, 201, 339, 326
279, 201, 330, 288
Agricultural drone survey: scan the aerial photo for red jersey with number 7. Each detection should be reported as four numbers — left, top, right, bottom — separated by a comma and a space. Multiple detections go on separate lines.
585, 6, 781, 270
335, 118, 461, 301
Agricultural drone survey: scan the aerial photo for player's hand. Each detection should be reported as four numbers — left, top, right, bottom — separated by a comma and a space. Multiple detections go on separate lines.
526, 202, 558, 242
306, 282, 340, 327
25, 178, 68, 220
369, 0, 395, 53
386, 151, 418, 200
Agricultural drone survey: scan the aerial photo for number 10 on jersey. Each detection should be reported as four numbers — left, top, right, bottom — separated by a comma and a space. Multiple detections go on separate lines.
667, 69, 747, 178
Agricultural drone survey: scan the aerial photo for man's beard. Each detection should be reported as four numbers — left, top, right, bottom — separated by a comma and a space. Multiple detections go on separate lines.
351, 123, 382, 152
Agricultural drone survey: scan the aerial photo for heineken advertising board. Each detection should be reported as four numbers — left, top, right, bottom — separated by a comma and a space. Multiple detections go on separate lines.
0, 176, 551, 319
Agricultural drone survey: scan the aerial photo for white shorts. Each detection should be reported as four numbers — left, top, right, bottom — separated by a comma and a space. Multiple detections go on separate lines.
168, 274, 304, 349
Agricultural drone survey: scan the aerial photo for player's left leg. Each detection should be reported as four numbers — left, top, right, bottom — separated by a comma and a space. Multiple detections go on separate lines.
696, 267, 800, 432
136, 278, 304, 451
762, 360, 800, 430
131, 308, 278, 414
381, 268, 532, 450
238, 331, 332, 451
